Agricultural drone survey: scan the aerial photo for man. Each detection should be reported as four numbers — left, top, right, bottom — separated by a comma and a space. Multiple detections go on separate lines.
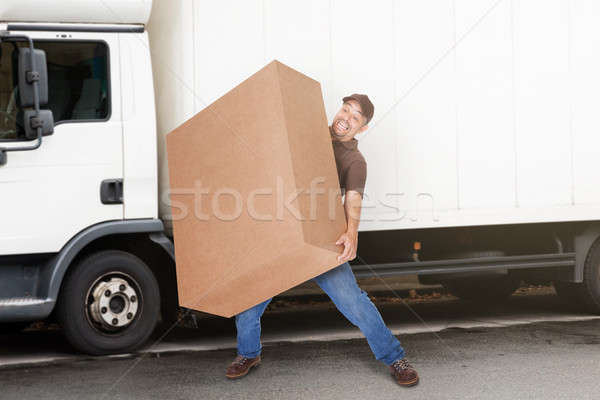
225, 94, 419, 387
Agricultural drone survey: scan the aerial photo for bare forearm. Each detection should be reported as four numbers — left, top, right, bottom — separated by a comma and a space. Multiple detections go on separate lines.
336, 190, 362, 262
344, 190, 362, 234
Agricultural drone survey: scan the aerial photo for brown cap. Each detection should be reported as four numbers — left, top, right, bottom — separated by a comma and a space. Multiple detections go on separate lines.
342, 93, 374, 125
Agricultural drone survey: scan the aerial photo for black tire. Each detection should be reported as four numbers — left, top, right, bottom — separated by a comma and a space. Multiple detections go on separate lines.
443, 276, 520, 303
56, 250, 160, 355
560, 238, 600, 314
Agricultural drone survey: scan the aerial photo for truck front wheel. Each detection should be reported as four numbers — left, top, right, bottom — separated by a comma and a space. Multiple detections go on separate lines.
56, 250, 160, 355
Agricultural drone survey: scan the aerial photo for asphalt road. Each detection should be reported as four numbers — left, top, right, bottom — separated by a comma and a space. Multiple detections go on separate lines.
2, 291, 600, 400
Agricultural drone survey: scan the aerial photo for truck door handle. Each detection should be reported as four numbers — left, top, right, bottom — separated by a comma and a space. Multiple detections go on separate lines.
100, 179, 123, 204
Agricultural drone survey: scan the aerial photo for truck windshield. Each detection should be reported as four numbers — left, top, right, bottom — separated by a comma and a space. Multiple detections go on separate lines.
0, 40, 109, 141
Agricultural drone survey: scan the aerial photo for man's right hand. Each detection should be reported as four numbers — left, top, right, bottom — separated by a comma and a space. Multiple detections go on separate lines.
336, 229, 358, 263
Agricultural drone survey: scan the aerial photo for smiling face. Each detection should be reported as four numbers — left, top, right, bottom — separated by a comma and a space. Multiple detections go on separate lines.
330, 100, 369, 141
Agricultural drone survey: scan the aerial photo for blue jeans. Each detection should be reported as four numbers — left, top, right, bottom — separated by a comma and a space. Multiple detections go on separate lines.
234, 262, 405, 365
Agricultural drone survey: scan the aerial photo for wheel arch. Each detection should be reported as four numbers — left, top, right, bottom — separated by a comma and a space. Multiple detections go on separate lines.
46, 219, 175, 308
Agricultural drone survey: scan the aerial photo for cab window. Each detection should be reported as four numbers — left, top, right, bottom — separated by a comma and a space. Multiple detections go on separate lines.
0, 40, 109, 141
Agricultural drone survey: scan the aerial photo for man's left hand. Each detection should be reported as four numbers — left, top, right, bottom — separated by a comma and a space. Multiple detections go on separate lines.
336, 230, 358, 263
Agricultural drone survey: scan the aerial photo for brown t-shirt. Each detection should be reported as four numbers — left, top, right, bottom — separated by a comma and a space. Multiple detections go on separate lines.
329, 127, 367, 197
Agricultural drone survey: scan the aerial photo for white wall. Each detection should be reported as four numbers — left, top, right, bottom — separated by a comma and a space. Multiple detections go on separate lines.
148, 0, 600, 231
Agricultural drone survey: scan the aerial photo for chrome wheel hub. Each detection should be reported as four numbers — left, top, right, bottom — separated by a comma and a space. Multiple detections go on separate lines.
88, 276, 139, 330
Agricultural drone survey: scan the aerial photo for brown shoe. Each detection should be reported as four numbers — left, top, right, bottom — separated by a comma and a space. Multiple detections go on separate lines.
225, 355, 261, 379
390, 358, 419, 387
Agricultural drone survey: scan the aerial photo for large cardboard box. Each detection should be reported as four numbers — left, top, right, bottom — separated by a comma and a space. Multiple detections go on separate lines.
166, 60, 347, 317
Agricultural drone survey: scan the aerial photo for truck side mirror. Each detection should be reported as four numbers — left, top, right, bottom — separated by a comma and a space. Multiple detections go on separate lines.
23, 109, 54, 139
0, 35, 53, 166
18, 47, 48, 107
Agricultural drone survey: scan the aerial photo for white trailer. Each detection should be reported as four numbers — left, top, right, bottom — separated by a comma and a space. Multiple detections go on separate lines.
1, 0, 600, 355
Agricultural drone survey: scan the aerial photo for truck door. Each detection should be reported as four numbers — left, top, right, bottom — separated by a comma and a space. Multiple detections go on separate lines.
0, 32, 123, 255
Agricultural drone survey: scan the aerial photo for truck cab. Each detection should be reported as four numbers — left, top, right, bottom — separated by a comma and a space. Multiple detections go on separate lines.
0, 2, 177, 355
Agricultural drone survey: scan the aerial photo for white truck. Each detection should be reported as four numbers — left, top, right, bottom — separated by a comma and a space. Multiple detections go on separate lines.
2, 0, 600, 355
